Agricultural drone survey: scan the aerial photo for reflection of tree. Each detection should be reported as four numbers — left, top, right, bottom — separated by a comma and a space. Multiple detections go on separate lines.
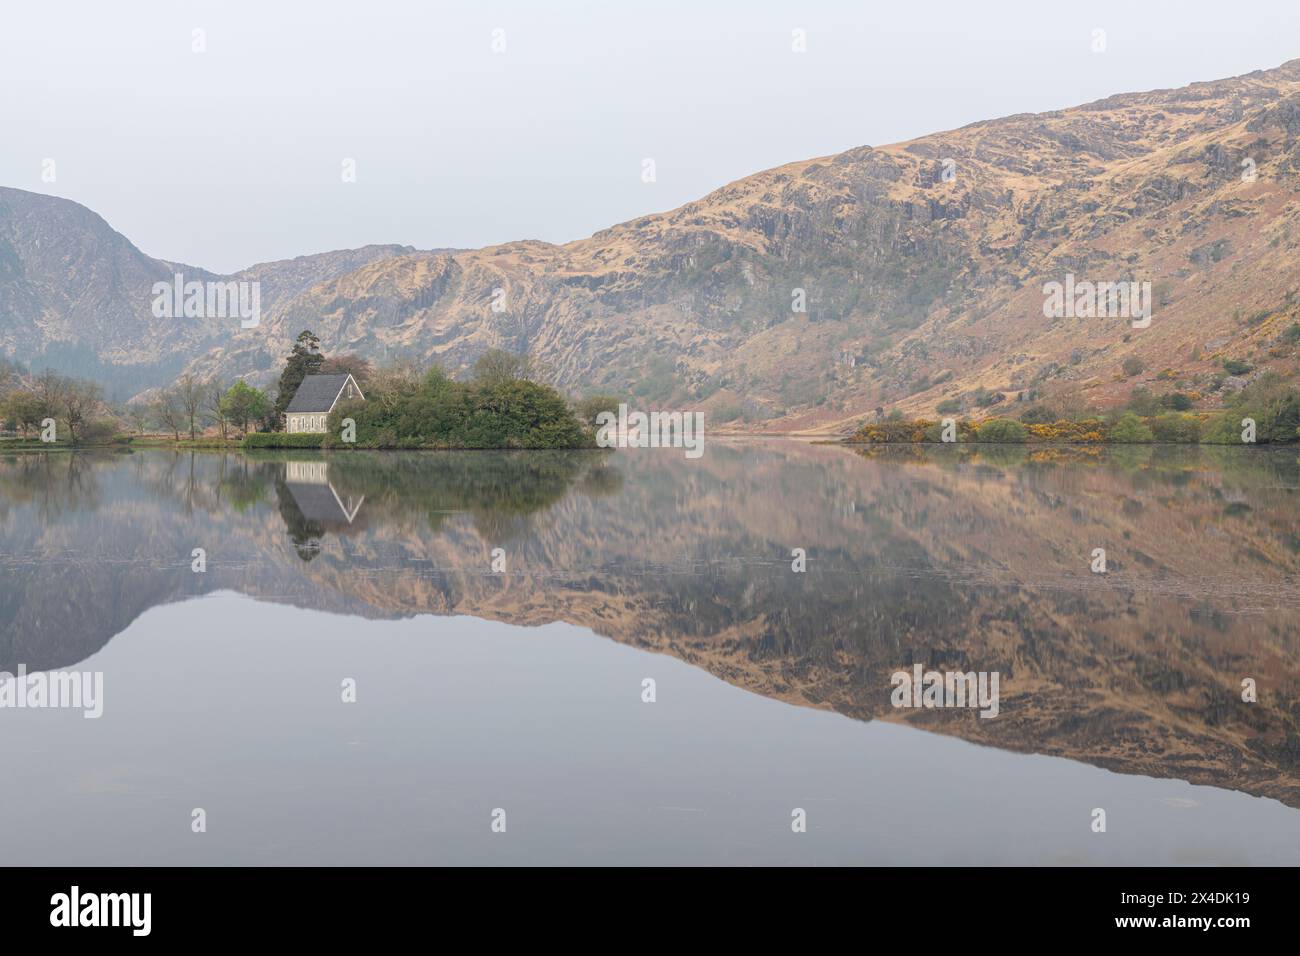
218, 456, 271, 512
0, 450, 106, 519
262, 450, 611, 546
275, 474, 325, 562
578, 462, 625, 498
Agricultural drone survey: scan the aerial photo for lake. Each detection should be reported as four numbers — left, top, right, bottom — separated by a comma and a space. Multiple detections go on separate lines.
1, 441, 1298, 865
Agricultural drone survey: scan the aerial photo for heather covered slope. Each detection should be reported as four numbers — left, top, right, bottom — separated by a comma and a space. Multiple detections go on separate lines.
4, 59, 1300, 420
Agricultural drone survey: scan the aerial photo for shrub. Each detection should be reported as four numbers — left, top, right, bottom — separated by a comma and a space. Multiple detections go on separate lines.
79, 418, 122, 444
1108, 412, 1154, 443
922, 418, 976, 442
1161, 392, 1194, 411
1019, 405, 1057, 425
935, 398, 962, 415
1226, 375, 1300, 443
573, 394, 621, 428
1025, 419, 1105, 443
1202, 413, 1247, 444
975, 418, 1027, 443
1126, 386, 1159, 416
328, 376, 588, 449
244, 433, 325, 449
1150, 413, 1201, 443
1121, 357, 1146, 377
1223, 359, 1253, 376
852, 419, 934, 443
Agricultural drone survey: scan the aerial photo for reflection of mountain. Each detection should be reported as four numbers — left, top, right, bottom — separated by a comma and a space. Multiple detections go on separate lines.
1, 443, 1298, 807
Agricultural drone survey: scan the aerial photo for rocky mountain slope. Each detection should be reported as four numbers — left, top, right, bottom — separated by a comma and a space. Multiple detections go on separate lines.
4, 59, 1300, 423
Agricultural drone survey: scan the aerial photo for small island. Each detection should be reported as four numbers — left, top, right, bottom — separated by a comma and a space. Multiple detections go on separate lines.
0, 331, 618, 451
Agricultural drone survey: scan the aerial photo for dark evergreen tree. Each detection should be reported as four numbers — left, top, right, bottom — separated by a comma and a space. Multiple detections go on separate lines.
273, 330, 324, 428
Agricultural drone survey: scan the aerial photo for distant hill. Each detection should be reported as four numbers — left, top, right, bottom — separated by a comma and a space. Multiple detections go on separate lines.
4, 58, 1300, 422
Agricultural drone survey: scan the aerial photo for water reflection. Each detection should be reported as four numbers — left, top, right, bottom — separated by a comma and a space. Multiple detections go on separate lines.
0, 442, 1297, 808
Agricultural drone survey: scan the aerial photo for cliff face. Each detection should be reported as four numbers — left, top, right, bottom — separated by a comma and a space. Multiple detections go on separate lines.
5, 60, 1300, 419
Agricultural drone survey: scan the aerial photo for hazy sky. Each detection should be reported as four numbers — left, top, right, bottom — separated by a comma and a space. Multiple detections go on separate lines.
2, 1, 1297, 273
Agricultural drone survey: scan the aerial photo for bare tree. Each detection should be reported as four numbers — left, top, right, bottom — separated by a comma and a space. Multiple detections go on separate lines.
318, 354, 375, 384
126, 402, 151, 436
151, 388, 184, 441
368, 360, 425, 412
176, 373, 205, 440
61, 380, 103, 444
472, 349, 541, 387
205, 378, 229, 440
32, 368, 68, 424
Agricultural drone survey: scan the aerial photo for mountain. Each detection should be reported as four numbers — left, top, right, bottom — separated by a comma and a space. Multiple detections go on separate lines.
4, 59, 1300, 423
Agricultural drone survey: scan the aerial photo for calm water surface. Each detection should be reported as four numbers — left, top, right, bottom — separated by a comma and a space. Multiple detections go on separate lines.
1, 441, 1297, 864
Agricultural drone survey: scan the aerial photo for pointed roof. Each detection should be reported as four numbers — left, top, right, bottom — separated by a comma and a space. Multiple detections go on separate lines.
285, 373, 360, 413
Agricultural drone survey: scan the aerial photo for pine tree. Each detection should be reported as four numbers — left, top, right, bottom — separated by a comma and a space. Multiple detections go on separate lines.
273, 330, 324, 428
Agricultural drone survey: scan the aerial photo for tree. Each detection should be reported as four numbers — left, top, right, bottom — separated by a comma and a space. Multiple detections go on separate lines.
151, 388, 184, 440
367, 360, 426, 412
221, 380, 269, 435
176, 372, 205, 440
273, 330, 324, 427
205, 378, 229, 440
61, 380, 102, 444
126, 402, 151, 436
1, 390, 43, 439
573, 394, 621, 428
472, 349, 538, 387
32, 368, 67, 423
319, 354, 374, 384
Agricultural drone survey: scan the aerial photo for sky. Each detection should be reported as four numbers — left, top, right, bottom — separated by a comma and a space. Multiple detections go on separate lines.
1, 0, 1297, 274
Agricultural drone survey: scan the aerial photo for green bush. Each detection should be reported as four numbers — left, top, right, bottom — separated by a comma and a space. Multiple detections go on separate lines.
1122, 356, 1146, 377
243, 432, 326, 449
1223, 359, 1253, 376
1019, 405, 1057, 424
1225, 375, 1300, 443
1126, 386, 1159, 416
1202, 413, 1247, 444
935, 398, 962, 415
325, 373, 589, 449
974, 418, 1027, 443
79, 418, 123, 444
1108, 412, 1154, 443
1150, 413, 1200, 443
